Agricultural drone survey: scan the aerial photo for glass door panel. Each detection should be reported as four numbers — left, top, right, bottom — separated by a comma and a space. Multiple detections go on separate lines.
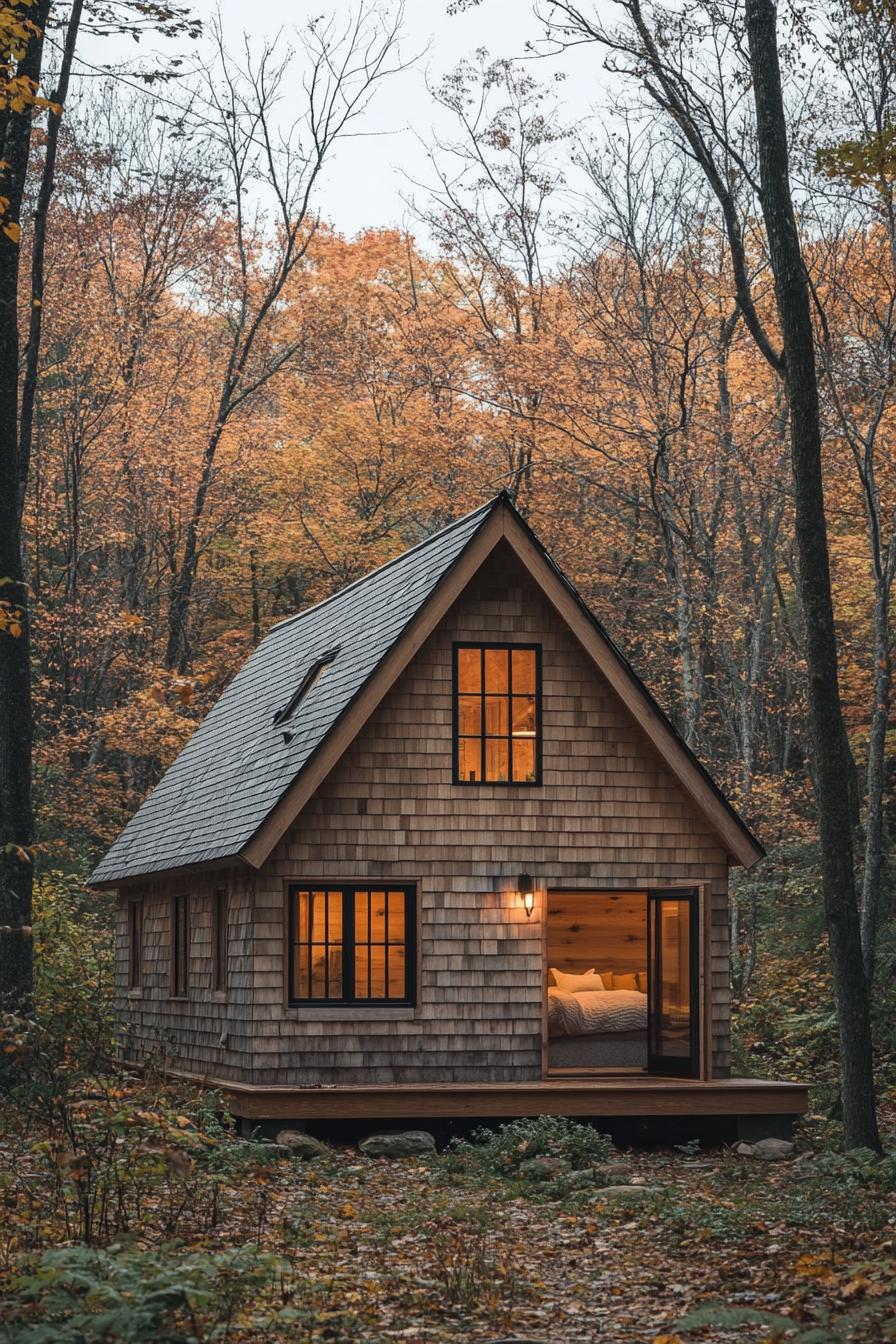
647, 889, 699, 1077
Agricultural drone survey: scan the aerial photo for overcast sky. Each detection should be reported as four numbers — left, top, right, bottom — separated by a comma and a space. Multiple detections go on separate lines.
76, 0, 617, 240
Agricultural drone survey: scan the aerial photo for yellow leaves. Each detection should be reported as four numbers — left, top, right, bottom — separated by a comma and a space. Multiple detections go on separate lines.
0, 598, 24, 637
172, 677, 196, 705
793, 1251, 840, 1285
2, 843, 32, 863
2, 220, 20, 244
652, 1336, 682, 1344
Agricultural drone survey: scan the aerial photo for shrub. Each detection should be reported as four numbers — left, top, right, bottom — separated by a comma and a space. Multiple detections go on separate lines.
445, 1114, 614, 1178
0, 1070, 286, 1254
0, 1244, 275, 1343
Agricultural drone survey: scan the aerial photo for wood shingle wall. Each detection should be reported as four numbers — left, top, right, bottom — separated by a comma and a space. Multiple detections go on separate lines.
115, 546, 732, 1085
247, 545, 731, 1084
113, 869, 255, 1082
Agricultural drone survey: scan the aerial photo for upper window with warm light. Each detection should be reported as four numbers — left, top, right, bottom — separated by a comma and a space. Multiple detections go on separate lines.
453, 644, 541, 784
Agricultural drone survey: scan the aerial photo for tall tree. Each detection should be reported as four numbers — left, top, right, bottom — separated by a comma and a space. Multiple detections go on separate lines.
0, 0, 52, 1015
163, 7, 405, 672
0, 0, 199, 1014
543, 0, 880, 1149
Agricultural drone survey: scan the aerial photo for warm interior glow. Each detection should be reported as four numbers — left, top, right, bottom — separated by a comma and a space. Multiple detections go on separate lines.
456, 645, 539, 782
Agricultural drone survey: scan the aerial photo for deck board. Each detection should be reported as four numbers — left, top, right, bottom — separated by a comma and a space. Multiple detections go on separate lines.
198, 1075, 810, 1121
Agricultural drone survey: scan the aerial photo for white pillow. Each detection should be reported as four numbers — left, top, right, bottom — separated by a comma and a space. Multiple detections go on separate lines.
549, 967, 606, 993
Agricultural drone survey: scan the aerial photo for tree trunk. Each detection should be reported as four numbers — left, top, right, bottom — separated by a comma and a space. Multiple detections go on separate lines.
17, 0, 84, 520
164, 425, 223, 673
861, 581, 892, 984
0, 1, 52, 1014
745, 0, 880, 1151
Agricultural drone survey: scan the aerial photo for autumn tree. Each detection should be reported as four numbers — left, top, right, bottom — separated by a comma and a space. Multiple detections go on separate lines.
163, 7, 405, 672
0, 0, 200, 1015
540, 0, 880, 1150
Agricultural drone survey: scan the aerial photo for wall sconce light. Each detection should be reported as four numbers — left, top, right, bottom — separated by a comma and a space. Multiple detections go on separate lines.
517, 872, 535, 919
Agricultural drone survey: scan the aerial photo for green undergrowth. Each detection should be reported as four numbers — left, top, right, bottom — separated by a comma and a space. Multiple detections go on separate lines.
438, 1114, 615, 1179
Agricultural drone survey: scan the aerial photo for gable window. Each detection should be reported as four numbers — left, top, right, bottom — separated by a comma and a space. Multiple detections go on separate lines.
212, 887, 228, 993
288, 885, 415, 1006
172, 894, 190, 998
128, 900, 143, 990
454, 643, 541, 784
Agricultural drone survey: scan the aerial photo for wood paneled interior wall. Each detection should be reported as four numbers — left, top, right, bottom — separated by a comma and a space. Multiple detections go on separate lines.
546, 891, 647, 979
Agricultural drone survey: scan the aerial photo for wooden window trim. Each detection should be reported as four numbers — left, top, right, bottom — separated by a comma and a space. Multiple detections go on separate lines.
128, 899, 143, 992
212, 887, 228, 995
452, 641, 542, 786
287, 883, 416, 1007
171, 894, 190, 999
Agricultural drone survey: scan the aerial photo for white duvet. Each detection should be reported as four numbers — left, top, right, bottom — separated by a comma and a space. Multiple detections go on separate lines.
548, 987, 647, 1037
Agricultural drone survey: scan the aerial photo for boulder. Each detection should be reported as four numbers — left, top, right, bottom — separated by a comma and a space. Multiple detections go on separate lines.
737, 1137, 795, 1161
561, 1163, 632, 1189
518, 1156, 570, 1181
593, 1161, 634, 1183
275, 1130, 331, 1160
592, 1184, 664, 1203
358, 1130, 436, 1157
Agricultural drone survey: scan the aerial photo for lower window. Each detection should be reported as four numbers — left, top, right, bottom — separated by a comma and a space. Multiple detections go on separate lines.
288, 884, 415, 1006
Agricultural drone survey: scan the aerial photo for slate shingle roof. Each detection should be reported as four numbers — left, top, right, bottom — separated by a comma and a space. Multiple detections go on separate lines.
89, 498, 497, 885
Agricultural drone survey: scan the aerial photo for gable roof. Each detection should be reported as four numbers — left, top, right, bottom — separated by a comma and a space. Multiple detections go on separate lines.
90, 494, 762, 886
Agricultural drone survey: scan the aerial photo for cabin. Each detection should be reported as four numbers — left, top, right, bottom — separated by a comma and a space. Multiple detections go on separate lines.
90, 494, 808, 1138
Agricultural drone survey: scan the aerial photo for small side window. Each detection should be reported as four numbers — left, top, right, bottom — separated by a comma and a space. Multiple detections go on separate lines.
172, 894, 190, 998
128, 900, 143, 990
212, 888, 228, 993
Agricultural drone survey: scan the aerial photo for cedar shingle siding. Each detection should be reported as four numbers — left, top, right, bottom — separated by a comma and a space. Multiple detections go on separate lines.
113, 546, 735, 1084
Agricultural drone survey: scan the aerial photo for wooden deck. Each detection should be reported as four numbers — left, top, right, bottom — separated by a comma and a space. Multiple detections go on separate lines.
214, 1076, 809, 1122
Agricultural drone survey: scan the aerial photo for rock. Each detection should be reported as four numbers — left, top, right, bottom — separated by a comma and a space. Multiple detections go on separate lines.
561, 1167, 599, 1188
754, 1138, 795, 1160
592, 1184, 664, 1203
250, 1142, 292, 1160
518, 1156, 570, 1181
275, 1130, 330, 1160
358, 1130, 436, 1157
738, 1137, 795, 1161
592, 1161, 633, 1182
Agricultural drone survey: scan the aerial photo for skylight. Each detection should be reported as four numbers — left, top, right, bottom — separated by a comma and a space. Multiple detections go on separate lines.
274, 647, 340, 727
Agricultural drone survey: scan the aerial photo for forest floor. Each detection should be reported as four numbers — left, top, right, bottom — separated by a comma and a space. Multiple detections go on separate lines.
1, 1087, 895, 1344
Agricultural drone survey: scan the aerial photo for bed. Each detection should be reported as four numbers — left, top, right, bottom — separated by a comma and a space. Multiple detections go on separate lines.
547, 976, 648, 1070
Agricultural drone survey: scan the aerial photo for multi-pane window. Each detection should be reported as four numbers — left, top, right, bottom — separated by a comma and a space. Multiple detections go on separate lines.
454, 644, 541, 784
128, 900, 143, 990
288, 886, 415, 1005
172, 894, 190, 997
212, 888, 228, 992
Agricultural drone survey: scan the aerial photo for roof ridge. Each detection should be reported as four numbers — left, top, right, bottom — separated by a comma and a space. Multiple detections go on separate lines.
267, 494, 504, 636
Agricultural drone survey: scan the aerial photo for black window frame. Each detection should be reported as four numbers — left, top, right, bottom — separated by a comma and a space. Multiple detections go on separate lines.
212, 887, 228, 993
128, 899, 143, 991
172, 893, 190, 999
452, 642, 542, 786
287, 883, 416, 1007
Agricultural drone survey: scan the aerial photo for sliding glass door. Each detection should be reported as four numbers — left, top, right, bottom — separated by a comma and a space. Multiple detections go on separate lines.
647, 889, 700, 1077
